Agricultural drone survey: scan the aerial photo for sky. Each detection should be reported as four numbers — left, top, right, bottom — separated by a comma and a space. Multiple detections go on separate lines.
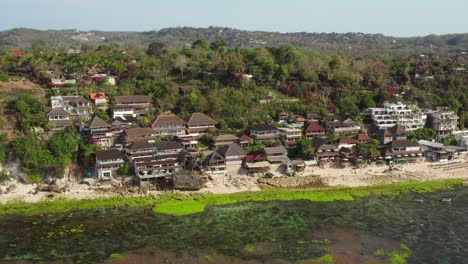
2, 0, 467, 37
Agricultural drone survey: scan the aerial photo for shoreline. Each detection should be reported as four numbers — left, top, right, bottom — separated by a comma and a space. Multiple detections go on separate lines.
0, 178, 464, 217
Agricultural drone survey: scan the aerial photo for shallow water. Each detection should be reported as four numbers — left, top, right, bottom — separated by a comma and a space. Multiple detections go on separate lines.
1, 188, 467, 263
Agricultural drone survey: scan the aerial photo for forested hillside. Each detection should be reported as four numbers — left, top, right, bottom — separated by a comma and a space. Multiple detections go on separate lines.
1, 27, 468, 55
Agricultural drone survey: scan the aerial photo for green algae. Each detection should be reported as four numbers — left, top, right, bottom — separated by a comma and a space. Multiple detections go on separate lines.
0, 179, 463, 216
152, 179, 463, 216
313, 253, 334, 263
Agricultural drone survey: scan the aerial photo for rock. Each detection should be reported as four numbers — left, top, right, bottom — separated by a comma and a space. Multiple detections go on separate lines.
7, 184, 17, 192
37, 184, 52, 192
46, 193, 54, 198
80, 178, 96, 186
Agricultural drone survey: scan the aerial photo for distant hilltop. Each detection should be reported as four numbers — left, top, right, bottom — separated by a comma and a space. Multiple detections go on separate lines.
1, 27, 467, 54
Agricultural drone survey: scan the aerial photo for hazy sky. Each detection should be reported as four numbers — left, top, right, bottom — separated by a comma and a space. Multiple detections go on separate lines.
2, 0, 467, 37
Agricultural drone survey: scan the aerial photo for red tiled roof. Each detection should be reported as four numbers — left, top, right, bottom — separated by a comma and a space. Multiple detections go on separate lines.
244, 153, 267, 163
356, 134, 371, 141
306, 121, 325, 131
239, 134, 252, 142
90, 93, 108, 100
339, 137, 356, 144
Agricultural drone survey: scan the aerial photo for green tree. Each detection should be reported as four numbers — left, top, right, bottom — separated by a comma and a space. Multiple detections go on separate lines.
407, 128, 436, 141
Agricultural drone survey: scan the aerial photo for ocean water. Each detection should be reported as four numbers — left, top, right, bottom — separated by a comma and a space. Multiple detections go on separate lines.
0, 187, 467, 263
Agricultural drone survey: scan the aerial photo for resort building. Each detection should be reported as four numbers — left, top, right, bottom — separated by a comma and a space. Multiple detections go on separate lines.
325, 114, 361, 135
366, 102, 427, 131
278, 127, 302, 148
250, 124, 280, 142
428, 108, 459, 140
150, 114, 187, 136
185, 113, 218, 135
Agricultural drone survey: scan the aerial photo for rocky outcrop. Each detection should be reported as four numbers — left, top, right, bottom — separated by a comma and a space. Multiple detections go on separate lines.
257, 176, 324, 188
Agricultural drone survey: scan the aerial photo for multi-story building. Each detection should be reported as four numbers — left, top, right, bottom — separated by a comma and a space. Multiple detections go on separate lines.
305, 121, 326, 138
250, 124, 280, 142
366, 102, 427, 131
212, 134, 239, 147
385, 139, 422, 163
85, 116, 114, 148
325, 114, 361, 135
114, 95, 152, 116
150, 114, 187, 136
428, 108, 459, 140
278, 127, 302, 148
185, 113, 218, 135
95, 149, 125, 180
122, 128, 157, 145
311, 137, 340, 162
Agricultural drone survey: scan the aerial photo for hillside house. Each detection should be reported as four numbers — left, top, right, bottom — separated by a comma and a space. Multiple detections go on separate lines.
47, 108, 72, 130
213, 134, 239, 147
250, 124, 280, 142
186, 113, 218, 135
305, 121, 326, 138
150, 114, 187, 136
325, 114, 361, 135
90, 93, 109, 106
85, 116, 114, 148
122, 128, 156, 145
115, 95, 152, 116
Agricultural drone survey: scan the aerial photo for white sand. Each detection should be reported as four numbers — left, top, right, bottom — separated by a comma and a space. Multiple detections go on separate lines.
1, 161, 467, 204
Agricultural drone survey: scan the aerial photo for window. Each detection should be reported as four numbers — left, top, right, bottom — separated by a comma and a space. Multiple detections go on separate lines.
103, 172, 111, 177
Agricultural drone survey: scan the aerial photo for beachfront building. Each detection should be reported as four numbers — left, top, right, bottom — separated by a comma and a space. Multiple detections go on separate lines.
95, 149, 125, 180
428, 108, 459, 140
366, 102, 427, 131
311, 137, 340, 162
279, 127, 302, 148
243, 153, 270, 175
378, 124, 407, 144
263, 146, 290, 164
132, 141, 185, 183
384, 139, 422, 163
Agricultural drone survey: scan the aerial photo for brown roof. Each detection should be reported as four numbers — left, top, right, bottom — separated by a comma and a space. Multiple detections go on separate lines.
124, 128, 156, 137
239, 134, 252, 142
306, 121, 325, 131
115, 95, 151, 104
388, 139, 419, 148
151, 114, 187, 127
186, 113, 218, 126
155, 141, 184, 151
47, 108, 69, 116
95, 149, 124, 160
389, 124, 406, 135
356, 134, 371, 141
87, 116, 111, 129
339, 137, 356, 144
213, 134, 239, 142
294, 116, 307, 123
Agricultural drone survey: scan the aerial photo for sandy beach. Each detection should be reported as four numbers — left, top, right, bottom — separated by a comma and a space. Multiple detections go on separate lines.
1, 160, 467, 205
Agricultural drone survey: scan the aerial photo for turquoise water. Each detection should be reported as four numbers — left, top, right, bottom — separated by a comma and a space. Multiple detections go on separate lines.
1, 188, 467, 263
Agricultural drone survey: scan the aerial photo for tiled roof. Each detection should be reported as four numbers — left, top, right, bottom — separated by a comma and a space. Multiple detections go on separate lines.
388, 139, 419, 148
217, 144, 247, 157
124, 128, 155, 137
128, 141, 155, 150
389, 124, 406, 135
239, 134, 252, 142
186, 113, 218, 126
155, 141, 184, 151
47, 107, 69, 116
95, 149, 123, 160
87, 116, 111, 129
264, 146, 288, 155
306, 121, 325, 131
339, 137, 356, 144
356, 134, 371, 141
89, 93, 108, 100
151, 114, 187, 127
213, 134, 239, 142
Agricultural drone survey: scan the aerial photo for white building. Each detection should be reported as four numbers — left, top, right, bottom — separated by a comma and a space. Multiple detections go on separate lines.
428, 108, 459, 140
367, 102, 427, 131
